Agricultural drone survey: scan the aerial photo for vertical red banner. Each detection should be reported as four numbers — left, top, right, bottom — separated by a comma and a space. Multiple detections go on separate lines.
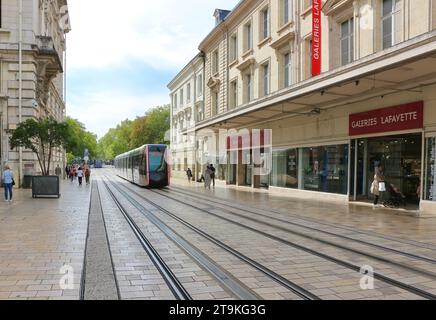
312, 0, 322, 76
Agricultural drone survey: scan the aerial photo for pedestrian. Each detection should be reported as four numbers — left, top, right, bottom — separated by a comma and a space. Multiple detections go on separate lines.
186, 168, 193, 183
2, 165, 14, 203
85, 166, 91, 186
65, 165, 70, 180
209, 164, 216, 188
55, 165, 62, 178
204, 165, 212, 190
371, 164, 386, 207
69, 166, 74, 182
77, 167, 84, 186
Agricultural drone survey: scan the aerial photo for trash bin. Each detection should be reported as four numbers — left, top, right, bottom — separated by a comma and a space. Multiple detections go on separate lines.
23, 175, 32, 189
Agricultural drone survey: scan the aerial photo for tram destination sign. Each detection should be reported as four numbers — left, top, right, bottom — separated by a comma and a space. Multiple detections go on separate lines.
349, 101, 424, 136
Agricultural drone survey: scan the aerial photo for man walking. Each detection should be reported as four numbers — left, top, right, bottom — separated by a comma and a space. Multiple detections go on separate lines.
186, 168, 193, 183
209, 164, 216, 188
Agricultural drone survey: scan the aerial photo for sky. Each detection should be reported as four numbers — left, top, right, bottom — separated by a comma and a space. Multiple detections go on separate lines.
66, 0, 238, 139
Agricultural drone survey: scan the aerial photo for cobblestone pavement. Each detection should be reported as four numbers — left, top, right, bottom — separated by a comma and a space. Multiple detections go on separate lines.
1, 168, 436, 300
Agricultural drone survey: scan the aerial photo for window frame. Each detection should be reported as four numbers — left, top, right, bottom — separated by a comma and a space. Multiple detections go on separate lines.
381, 0, 401, 50
244, 71, 253, 103
244, 20, 253, 52
212, 49, 219, 75
187, 83, 191, 103
230, 33, 238, 62
260, 6, 270, 41
197, 74, 203, 97
229, 79, 238, 109
340, 18, 354, 66
284, 52, 292, 88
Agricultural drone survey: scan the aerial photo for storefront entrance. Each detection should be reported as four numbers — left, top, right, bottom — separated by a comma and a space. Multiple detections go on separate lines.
351, 133, 422, 209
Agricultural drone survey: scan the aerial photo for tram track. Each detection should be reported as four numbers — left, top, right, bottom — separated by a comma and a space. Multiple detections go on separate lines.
104, 175, 320, 300
108, 176, 436, 300
102, 179, 192, 300
171, 185, 436, 253
165, 187, 436, 266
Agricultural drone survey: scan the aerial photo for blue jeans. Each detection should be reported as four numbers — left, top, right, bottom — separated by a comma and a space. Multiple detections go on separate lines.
4, 183, 13, 201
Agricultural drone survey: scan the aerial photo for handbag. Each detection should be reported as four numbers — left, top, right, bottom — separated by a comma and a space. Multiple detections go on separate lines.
12, 179, 16, 186
379, 182, 386, 192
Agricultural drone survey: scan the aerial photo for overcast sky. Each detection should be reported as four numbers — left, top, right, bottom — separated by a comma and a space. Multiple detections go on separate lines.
66, 0, 238, 138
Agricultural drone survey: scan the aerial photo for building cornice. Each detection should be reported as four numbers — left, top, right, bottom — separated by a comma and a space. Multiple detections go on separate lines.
198, 0, 263, 51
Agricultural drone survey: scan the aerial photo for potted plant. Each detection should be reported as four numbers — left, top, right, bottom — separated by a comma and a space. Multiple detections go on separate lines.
8, 117, 69, 198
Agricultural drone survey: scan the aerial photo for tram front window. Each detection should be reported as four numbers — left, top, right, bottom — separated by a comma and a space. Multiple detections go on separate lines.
149, 147, 166, 172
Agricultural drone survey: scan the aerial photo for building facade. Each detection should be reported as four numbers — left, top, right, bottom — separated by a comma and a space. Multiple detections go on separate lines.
0, 0, 70, 184
170, 0, 436, 215
168, 54, 204, 180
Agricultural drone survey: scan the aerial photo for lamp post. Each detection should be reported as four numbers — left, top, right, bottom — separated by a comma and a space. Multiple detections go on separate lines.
18, 0, 23, 185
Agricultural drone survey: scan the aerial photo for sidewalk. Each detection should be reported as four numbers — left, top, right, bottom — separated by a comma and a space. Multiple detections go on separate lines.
0, 178, 90, 300
171, 177, 436, 247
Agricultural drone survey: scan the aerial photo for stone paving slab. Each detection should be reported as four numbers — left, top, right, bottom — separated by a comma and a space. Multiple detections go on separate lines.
170, 177, 436, 246
0, 177, 90, 300
82, 182, 119, 300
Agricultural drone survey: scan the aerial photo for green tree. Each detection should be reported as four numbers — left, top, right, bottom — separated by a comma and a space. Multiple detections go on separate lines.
9, 118, 69, 176
130, 105, 170, 148
97, 105, 170, 161
65, 117, 98, 161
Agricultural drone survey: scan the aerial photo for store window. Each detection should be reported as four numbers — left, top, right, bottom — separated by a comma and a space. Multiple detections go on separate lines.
351, 134, 422, 207
301, 144, 349, 195
426, 137, 436, 201
271, 148, 298, 189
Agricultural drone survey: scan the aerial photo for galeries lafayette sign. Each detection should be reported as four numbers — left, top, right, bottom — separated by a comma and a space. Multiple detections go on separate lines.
349, 101, 424, 136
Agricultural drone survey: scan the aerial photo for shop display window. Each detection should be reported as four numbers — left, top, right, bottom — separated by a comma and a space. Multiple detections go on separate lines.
270, 144, 348, 195
271, 148, 298, 189
301, 145, 349, 195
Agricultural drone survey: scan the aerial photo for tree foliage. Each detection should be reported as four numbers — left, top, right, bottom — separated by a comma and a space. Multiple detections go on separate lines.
65, 117, 98, 161
9, 118, 69, 176
97, 105, 170, 160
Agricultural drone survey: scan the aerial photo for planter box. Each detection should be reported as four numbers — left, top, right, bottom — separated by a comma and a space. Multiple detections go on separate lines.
32, 176, 60, 198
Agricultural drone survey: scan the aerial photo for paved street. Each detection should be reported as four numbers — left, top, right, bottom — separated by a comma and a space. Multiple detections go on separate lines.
1, 168, 436, 300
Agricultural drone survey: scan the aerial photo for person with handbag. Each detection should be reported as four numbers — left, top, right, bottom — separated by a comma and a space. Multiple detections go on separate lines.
2, 165, 15, 203
371, 164, 386, 207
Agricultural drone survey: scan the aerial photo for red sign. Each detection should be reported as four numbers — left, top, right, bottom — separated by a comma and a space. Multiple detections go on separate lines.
312, 0, 322, 76
349, 101, 424, 136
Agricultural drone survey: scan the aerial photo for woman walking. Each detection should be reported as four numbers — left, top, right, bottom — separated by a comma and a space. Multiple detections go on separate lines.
77, 167, 84, 186
2, 166, 14, 203
204, 165, 212, 190
371, 164, 386, 207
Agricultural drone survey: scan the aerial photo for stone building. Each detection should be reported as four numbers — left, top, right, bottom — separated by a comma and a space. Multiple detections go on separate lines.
168, 53, 204, 180
0, 0, 70, 184
171, 0, 436, 215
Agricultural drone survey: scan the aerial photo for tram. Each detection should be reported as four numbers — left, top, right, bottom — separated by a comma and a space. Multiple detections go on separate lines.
114, 144, 170, 187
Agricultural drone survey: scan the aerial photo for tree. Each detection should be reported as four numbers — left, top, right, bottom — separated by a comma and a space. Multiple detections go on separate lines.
9, 118, 69, 176
97, 105, 170, 161
65, 117, 98, 160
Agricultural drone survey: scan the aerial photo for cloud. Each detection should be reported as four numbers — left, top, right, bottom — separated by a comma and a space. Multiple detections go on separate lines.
67, 0, 237, 71
66, 0, 238, 138
67, 89, 169, 139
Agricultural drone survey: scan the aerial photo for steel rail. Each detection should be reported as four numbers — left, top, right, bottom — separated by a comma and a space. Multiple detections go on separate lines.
106, 177, 320, 300
133, 186, 436, 300
102, 179, 192, 300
